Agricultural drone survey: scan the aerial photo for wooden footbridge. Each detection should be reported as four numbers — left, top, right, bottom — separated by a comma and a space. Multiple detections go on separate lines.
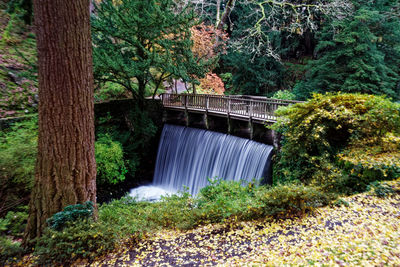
161, 93, 300, 123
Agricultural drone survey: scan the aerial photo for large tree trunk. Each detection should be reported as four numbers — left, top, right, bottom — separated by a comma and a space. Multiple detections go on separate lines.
24, 0, 96, 243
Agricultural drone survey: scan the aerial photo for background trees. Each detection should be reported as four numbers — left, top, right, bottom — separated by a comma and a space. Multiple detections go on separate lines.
184, 0, 399, 100
91, 0, 213, 105
293, 0, 400, 99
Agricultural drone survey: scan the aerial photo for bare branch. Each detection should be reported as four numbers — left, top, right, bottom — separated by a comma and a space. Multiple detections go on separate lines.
228, 0, 354, 61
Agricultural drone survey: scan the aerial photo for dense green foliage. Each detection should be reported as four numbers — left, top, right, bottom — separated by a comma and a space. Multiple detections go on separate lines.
0, 117, 139, 216
94, 82, 129, 102
367, 181, 396, 198
96, 108, 157, 178
0, 205, 28, 264
272, 93, 400, 193
35, 218, 118, 265
5, 0, 32, 25
218, 0, 400, 99
0, 207, 28, 237
95, 134, 127, 185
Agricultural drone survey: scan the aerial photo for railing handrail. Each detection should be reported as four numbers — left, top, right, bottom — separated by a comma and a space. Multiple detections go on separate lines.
161, 93, 302, 122
162, 93, 302, 103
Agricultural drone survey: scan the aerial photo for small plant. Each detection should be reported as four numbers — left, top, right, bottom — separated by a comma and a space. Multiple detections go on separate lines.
1, 13, 17, 45
0, 207, 28, 237
35, 218, 118, 265
367, 181, 395, 198
256, 183, 331, 218
219, 72, 233, 92
47, 201, 94, 231
272, 90, 297, 100
195, 179, 259, 223
0, 236, 25, 265
147, 191, 195, 229
333, 198, 350, 207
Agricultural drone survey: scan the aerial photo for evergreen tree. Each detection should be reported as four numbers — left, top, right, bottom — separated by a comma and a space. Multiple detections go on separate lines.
294, 0, 400, 100
91, 0, 211, 107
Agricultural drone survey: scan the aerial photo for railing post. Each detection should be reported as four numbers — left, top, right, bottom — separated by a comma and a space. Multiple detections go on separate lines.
184, 94, 188, 109
206, 95, 209, 112
228, 98, 231, 115
249, 100, 253, 118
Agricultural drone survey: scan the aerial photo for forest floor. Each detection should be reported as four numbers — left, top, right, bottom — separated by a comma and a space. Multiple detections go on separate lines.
65, 180, 400, 267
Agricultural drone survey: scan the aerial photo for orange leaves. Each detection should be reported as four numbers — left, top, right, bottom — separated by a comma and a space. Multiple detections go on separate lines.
190, 23, 228, 95
190, 23, 228, 61
199, 73, 225, 95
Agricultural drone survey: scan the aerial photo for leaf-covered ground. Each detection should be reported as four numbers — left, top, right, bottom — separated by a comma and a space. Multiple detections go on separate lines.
67, 184, 400, 266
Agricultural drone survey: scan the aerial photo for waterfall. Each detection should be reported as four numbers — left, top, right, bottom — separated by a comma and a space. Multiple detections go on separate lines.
130, 124, 273, 200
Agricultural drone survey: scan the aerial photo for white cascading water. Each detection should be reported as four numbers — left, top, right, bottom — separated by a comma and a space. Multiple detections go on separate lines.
130, 124, 273, 201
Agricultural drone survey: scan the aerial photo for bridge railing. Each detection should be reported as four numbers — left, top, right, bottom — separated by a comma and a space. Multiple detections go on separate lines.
161, 93, 302, 121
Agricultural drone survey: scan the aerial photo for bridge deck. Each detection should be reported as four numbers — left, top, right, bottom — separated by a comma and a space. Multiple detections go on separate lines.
161, 93, 301, 123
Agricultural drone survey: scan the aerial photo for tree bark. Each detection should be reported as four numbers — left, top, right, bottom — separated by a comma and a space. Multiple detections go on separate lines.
137, 77, 146, 109
24, 0, 96, 243
215, 0, 221, 28
217, 0, 236, 31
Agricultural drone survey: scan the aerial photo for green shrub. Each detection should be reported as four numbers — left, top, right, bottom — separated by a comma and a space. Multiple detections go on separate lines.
47, 202, 94, 231
219, 72, 233, 92
256, 183, 331, 218
271, 93, 400, 192
146, 191, 195, 229
0, 206, 28, 237
367, 181, 395, 198
333, 198, 350, 207
95, 134, 127, 185
36, 199, 147, 265
35, 219, 118, 265
0, 118, 37, 216
0, 236, 25, 265
194, 179, 260, 224
98, 196, 153, 233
